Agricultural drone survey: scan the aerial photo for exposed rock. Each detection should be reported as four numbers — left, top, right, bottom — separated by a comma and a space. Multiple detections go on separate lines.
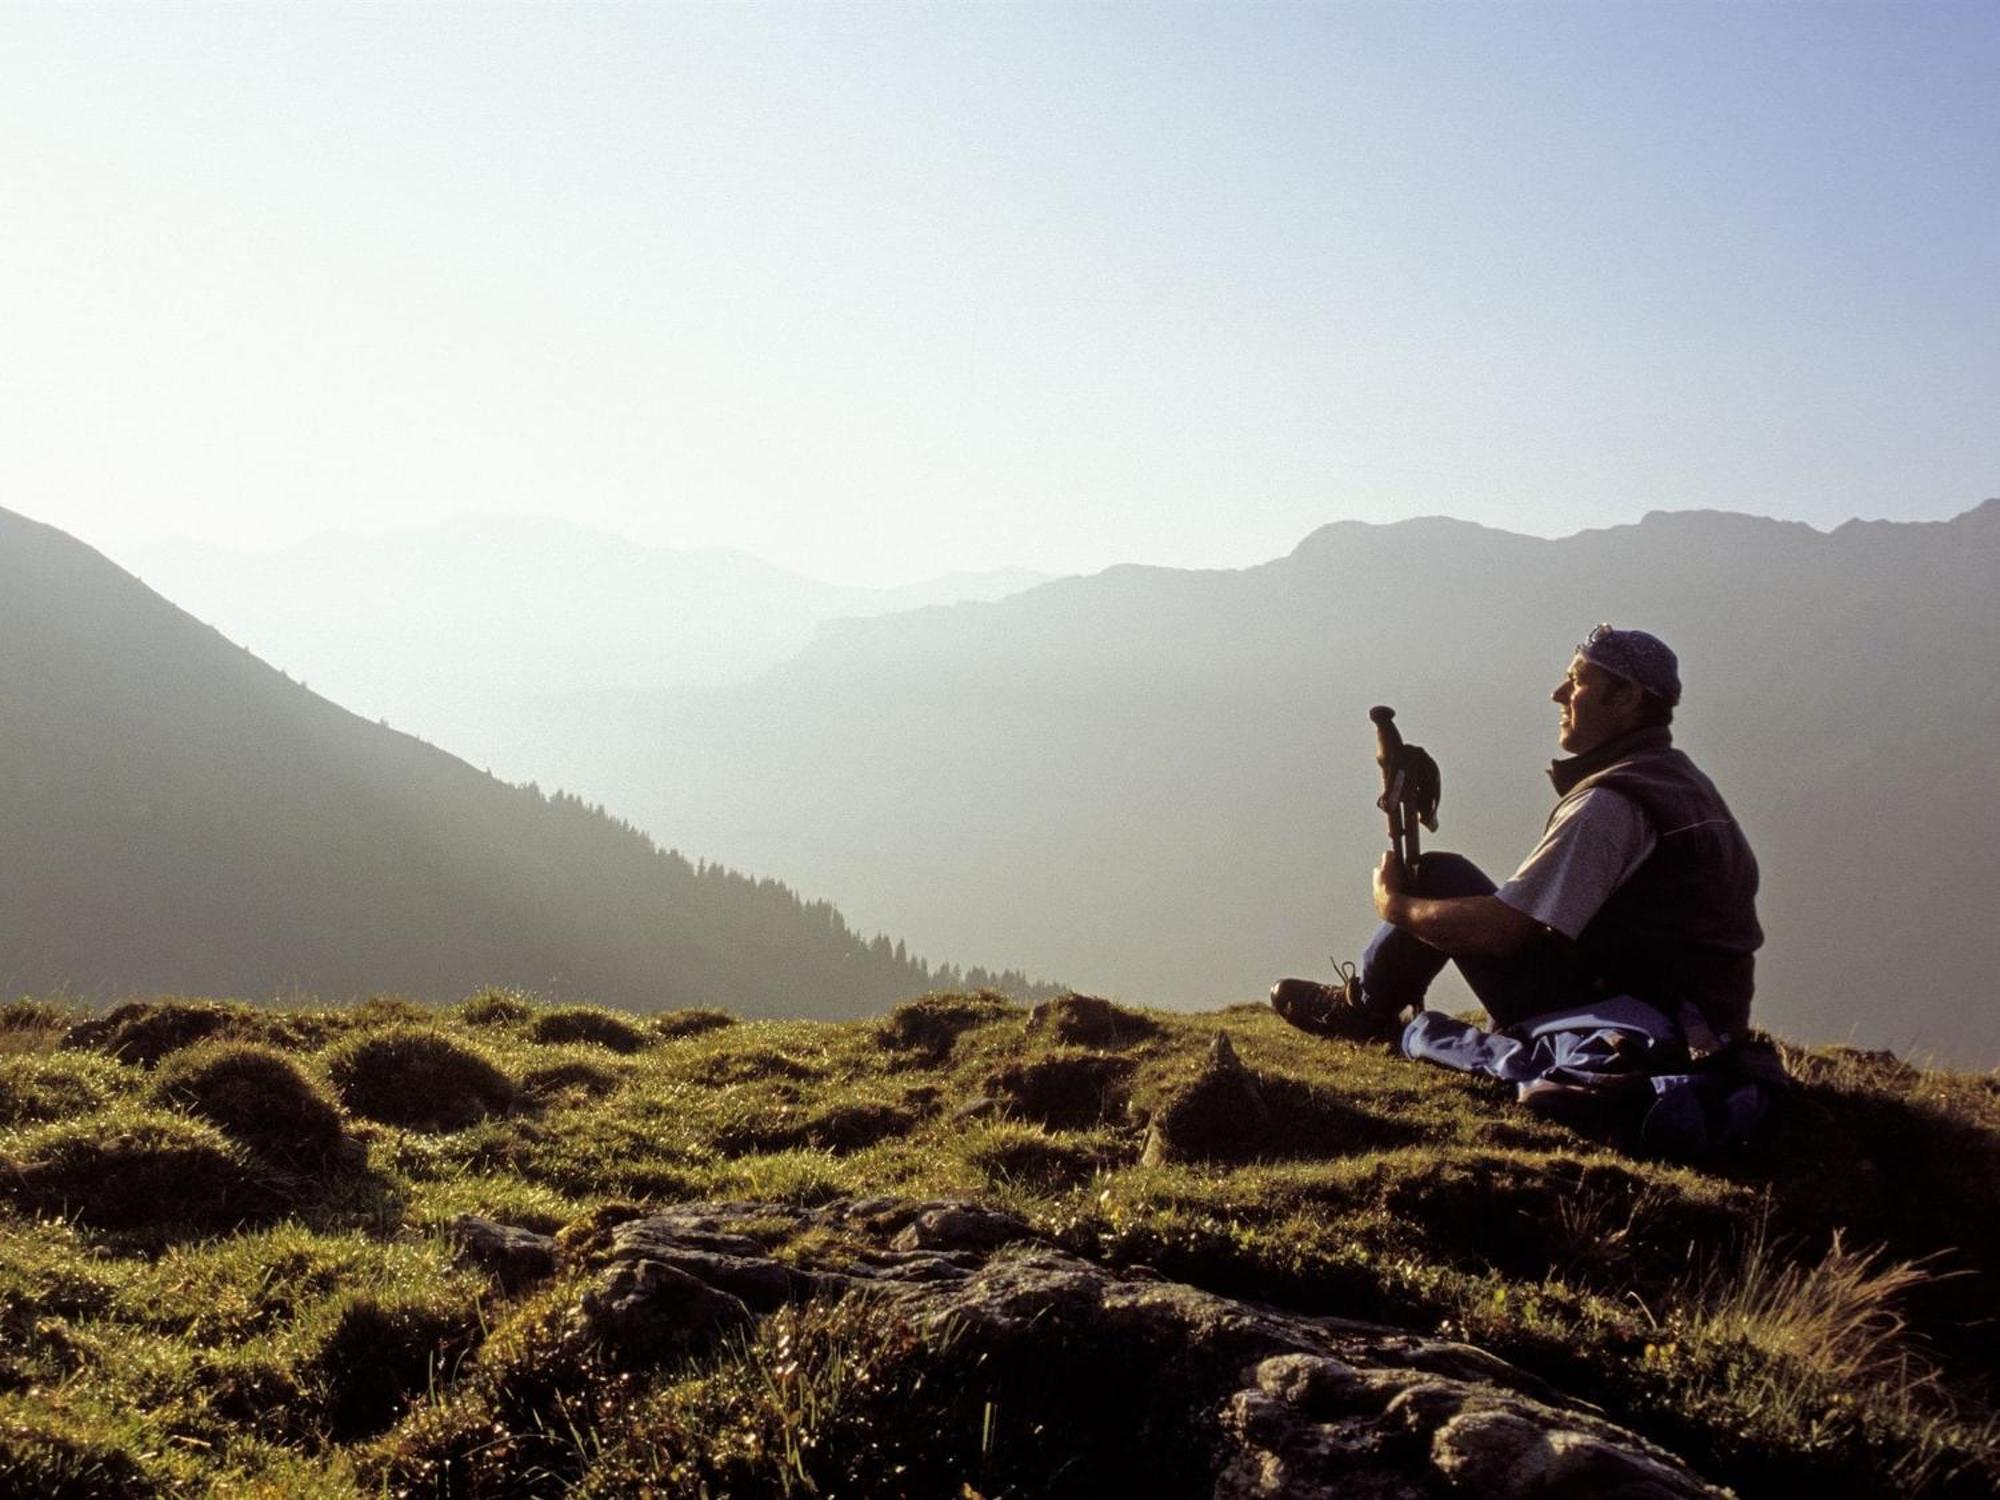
608, 1215, 818, 1311
890, 1201, 1040, 1254
552, 1196, 1731, 1497
571, 1258, 753, 1367
448, 1214, 557, 1292
1026, 992, 1162, 1047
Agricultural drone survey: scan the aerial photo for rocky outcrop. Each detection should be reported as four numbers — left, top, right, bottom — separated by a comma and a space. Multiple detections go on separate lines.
554, 1196, 1729, 1498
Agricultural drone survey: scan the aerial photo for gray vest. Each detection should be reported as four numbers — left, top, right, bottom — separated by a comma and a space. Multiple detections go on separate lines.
1546, 727, 1763, 1037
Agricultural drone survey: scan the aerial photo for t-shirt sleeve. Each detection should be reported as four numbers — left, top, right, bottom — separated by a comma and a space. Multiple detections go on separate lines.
1493, 788, 1656, 940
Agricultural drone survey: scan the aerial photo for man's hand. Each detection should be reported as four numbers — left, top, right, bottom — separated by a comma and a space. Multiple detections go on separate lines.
1373, 855, 1543, 958
1372, 851, 1409, 924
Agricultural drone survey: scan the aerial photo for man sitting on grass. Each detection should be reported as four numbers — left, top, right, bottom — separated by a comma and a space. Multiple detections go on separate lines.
1272, 625, 1762, 1069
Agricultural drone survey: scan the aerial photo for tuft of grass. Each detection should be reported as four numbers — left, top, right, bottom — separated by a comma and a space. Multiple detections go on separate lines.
981, 1051, 1136, 1130
0, 1051, 138, 1127
59, 998, 259, 1068
1631, 1223, 1991, 1494
325, 1027, 517, 1132
962, 1120, 1118, 1190
1687, 1225, 1940, 1388
0, 998, 81, 1035
357, 1272, 610, 1497
876, 991, 1018, 1061
0, 1107, 288, 1235
1026, 991, 1161, 1048
651, 1007, 737, 1041
306, 1287, 486, 1442
457, 987, 539, 1027
1142, 1061, 1425, 1165
572, 1297, 963, 1498
529, 1005, 651, 1055
711, 1098, 917, 1157
151, 1041, 347, 1174
521, 1056, 628, 1104
0, 1395, 170, 1498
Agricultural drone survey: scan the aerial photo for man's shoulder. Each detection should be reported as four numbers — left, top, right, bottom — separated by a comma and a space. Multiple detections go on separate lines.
1578, 746, 1731, 805
1551, 782, 1647, 829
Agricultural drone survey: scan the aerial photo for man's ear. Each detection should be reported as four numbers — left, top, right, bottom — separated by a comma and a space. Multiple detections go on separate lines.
1610, 676, 1649, 719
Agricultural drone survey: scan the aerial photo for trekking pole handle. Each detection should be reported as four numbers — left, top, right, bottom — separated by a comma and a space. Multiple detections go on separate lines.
1369, 705, 1407, 862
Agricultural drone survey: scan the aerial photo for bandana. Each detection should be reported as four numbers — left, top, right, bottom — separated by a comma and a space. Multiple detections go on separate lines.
1577, 624, 1682, 706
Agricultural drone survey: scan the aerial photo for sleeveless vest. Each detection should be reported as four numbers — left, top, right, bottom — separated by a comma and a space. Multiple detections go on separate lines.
1545, 727, 1763, 1037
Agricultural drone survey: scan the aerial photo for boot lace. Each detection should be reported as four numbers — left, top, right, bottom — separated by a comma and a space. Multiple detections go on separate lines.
1327, 958, 1359, 1003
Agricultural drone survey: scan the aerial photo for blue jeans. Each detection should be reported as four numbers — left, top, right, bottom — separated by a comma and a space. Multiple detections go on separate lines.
1359, 852, 1602, 1028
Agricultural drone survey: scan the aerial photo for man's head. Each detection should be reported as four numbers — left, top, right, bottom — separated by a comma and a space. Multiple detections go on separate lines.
1552, 625, 1680, 754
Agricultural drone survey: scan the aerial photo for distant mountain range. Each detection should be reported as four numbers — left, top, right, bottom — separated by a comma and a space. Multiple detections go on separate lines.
0, 508, 1039, 1013
119, 516, 1049, 788
563, 502, 1993, 1065
19, 501, 1996, 1065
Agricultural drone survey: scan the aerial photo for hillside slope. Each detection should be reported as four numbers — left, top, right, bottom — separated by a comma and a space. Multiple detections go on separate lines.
0, 507, 1027, 1013
597, 502, 2000, 1064
116, 516, 1049, 789
1, 991, 1994, 1496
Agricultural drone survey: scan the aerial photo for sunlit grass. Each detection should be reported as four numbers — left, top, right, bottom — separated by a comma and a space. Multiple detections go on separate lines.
0, 988, 1993, 1496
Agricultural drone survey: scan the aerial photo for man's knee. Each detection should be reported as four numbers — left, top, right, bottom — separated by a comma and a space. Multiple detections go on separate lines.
1411, 851, 1497, 898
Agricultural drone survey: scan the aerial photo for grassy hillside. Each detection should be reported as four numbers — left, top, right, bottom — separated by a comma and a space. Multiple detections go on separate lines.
2, 991, 1995, 1497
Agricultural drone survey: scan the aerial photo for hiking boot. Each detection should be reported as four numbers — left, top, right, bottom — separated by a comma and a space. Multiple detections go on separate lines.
1269, 963, 1406, 1042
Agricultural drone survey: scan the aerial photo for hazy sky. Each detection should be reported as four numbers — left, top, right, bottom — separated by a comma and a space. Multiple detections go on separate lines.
3, 2, 1993, 585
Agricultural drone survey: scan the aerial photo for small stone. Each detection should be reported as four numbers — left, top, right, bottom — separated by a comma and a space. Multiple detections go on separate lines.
447, 1214, 557, 1292
1253, 1353, 1377, 1417
892, 1202, 1035, 1254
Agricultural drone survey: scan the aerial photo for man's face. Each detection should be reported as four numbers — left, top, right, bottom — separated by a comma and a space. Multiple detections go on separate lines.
1551, 654, 1639, 755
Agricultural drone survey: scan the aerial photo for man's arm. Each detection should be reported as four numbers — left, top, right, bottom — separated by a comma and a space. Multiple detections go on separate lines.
1373, 853, 1543, 957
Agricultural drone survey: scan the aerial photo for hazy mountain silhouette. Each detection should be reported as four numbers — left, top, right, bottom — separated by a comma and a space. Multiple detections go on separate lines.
0, 508, 1039, 1013
571, 503, 1998, 1065
119, 515, 1049, 789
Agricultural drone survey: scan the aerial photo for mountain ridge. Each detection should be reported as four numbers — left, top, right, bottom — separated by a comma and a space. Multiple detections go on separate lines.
0, 507, 1043, 1011
586, 500, 1997, 1064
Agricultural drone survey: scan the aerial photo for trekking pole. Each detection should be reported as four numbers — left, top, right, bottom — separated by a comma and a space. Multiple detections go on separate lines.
1369, 705, 1440, 894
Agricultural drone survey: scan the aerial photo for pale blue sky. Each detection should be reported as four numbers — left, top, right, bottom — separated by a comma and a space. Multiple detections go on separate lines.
2, 1, 1993, 584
